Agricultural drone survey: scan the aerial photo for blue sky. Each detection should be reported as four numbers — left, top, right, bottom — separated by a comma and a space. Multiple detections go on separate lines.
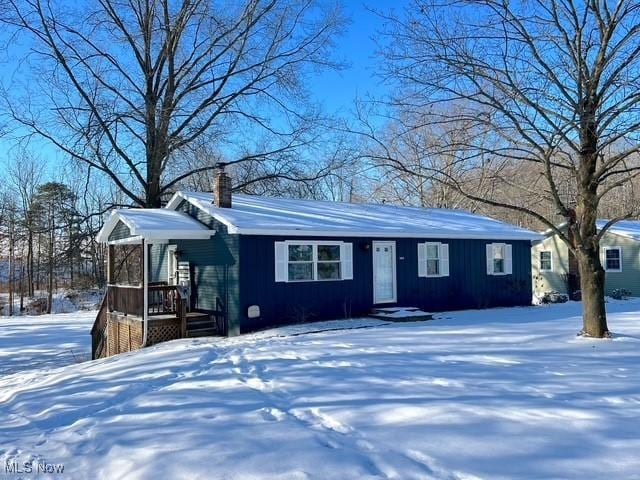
311, 1, 397, 114
0, 1, 406, 180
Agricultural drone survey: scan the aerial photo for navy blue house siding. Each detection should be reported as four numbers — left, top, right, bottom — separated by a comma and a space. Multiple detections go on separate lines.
147, 200, 242, 335
146, 199, 533, 335
239, 236, 532, 332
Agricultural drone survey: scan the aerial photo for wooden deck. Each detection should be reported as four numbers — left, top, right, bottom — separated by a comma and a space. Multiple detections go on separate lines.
91, 283, 224, 359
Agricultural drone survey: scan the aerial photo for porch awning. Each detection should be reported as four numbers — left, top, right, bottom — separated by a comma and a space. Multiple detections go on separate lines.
97, 208, 214, 244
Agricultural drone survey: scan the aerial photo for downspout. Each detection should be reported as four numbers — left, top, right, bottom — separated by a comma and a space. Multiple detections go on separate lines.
142, 239, 149, 347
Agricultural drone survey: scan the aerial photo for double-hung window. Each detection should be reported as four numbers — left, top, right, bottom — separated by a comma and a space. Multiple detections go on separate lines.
317, 244, 341, 280
418, 242, 450, 277
287, 244, 314, 281
602, 247, 622, 272
486, 243, 513, 275
275, 241, 353, 282
539, 251, 553, 272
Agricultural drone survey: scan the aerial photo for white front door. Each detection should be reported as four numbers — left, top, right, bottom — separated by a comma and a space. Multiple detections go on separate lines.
373, 241, 397, 304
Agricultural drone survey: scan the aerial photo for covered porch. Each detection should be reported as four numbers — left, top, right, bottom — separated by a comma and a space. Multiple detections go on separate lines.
92, 209, 220, 359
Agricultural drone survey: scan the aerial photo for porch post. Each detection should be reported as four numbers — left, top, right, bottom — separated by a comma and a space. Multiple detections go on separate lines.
142, 239, 149, 346
107, 244, 114, 284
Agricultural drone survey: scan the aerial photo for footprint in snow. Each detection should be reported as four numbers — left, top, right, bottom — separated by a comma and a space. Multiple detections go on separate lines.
260, 407, 286, 422
244, 376, 272, 392
292, 407, 353, 435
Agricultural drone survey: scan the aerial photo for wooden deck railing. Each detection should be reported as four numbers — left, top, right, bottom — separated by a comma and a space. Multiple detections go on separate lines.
148, 284, 188, 336
107, 285, 144, 317
148, 284, 179, 315
92, 284, 190, 359
91, 293, 109, 360
214, 296, 227, 336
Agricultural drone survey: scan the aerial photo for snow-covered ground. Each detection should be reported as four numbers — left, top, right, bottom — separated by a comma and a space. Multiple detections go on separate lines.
0, 289, 103, 316
1, 302, 640, 479
0, 311, 94, 375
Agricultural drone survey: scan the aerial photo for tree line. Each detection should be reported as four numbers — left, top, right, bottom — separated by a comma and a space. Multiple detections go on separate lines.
0, 159, 109, 314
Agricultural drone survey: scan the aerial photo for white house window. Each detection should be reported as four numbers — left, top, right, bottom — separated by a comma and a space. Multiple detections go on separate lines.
493, 244, 505, 273
602, 247, 622, 272
426, 244, 440, 275
275, 242, 353, 282
317, 245, 341, 280
288, 244, 314, 281
539, 251, 552, 272
486, 243, 513, 275
418, 242, 449, 277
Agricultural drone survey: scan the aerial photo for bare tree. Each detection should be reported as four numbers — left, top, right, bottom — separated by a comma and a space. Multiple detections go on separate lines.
354, 103, 495, 210
3, 0, 345, 207
167, 141, 343, 198
373, 0, 640, 337
7, 154, 43, 297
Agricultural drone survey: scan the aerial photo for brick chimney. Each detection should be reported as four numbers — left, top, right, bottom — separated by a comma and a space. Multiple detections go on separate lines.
213, 167, 232, 208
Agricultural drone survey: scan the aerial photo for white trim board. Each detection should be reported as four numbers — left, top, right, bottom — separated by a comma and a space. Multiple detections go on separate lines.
97, 208, 215, 243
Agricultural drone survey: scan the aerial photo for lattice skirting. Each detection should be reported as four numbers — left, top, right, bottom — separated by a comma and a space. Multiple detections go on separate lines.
147, 320, 181, 345
106, 314, 143, 357
104, 315, 181, 357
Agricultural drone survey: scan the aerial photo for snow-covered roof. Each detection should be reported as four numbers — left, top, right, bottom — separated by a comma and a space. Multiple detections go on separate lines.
596, 220, 640, 240
166, 191, 542, 240
541, 220, 640, 241
97, 208, 214, 243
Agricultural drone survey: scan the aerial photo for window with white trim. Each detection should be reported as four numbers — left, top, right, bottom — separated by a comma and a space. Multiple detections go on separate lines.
486, 243, 513, 275
539, 251, 552, 272
426, 243, 440, 275
288, 244, 314, 281
602, 246, 622, 272
418, 242, 449, 277
317, 244, 341, 280
275, 241, 353, 282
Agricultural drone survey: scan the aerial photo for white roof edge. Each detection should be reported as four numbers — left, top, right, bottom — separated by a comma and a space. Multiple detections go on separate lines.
106, 235, 143, 245
97, 208, 214, 243
540, 222, 568, 236
542, 220, 640, 240
165, 191, 238, 232
142, 231, 214, 240
233, 227, 542, 241
165, 191, 185, 210
96, 210, 131, 243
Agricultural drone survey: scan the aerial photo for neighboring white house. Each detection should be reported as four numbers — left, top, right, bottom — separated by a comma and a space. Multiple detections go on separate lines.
532, 220, 640, 298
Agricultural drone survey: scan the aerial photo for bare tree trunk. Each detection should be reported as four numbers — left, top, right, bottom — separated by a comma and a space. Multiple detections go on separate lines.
576, 249, 608, 336
573, 101, 609, 336
68, 222, 73, 289
47, 207, 54, 314
146, 163, 162, 208
8, 211, 14, 316
19, 260, 24, 312
36, 233, 41, 291
27, 229, 34, 297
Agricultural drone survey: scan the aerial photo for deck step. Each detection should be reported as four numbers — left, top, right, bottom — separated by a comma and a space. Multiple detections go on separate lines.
187, 320, 214, 330
185, 312, 217, 337
369, 307, 432, 322
187, 327, 218, 338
